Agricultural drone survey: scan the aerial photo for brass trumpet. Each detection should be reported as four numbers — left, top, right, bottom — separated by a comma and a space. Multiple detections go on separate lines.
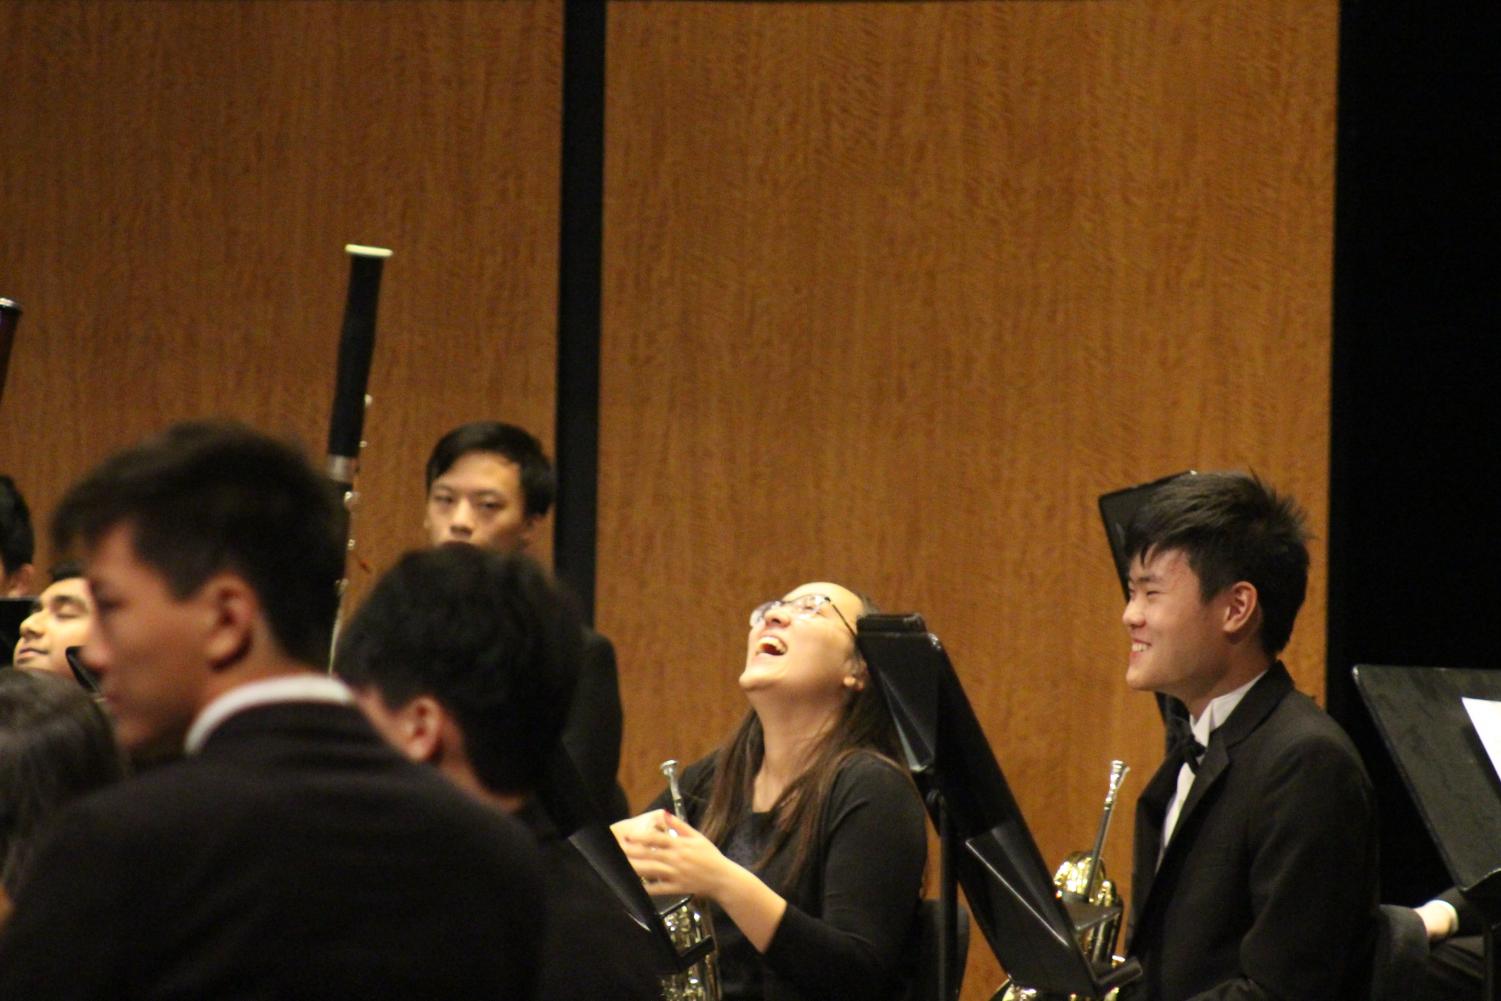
656, 759, 722, 1001
994, 760, 1131, 1001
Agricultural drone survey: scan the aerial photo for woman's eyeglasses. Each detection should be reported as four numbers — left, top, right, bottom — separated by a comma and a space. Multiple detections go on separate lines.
749, 594, 857, 639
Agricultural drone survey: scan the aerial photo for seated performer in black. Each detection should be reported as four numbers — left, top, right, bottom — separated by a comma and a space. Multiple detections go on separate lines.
614, 581, 926, 1001
1119, 471, 1378, 1000
0, 421, 544, 998
0, 474, 36, 598
0, 670, 125, 926
335, 544, 660, 1001
424, 421, 628, 819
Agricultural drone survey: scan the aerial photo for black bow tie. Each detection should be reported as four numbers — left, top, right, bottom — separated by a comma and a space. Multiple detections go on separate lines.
1166, 713, 1206, 774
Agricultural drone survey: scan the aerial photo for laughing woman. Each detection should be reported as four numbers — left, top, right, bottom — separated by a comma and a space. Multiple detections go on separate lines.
615, 582, 926, 1001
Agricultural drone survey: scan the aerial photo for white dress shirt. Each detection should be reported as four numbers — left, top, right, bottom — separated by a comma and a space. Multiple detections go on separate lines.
1159, 670, 1267, 864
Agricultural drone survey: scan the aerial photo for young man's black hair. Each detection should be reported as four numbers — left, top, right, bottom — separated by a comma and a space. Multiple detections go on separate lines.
1125, 470, 1310, 656
336, 544, 580, 795
0, 475, 35, 593
425, 421, 557, 518
51, 421, 344, 665
1, 421, 546, 999
335, 544, 660, 1001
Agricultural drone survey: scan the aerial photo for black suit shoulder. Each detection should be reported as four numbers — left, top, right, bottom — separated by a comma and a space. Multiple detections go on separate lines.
1126, 666, 1378, 1001
1237, 687, 1371, 790
0, 702, 544, 1000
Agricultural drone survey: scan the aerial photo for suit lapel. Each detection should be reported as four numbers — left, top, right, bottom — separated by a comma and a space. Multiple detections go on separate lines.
1129, 751, 1181, 935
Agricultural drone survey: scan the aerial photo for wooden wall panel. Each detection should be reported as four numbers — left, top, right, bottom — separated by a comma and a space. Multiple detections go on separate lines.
0, 0, 563, 600
599, 3, 1337, 996
3, 0, 1339, 993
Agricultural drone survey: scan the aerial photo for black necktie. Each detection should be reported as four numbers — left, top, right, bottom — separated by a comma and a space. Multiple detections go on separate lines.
1166, 713, 1206, 774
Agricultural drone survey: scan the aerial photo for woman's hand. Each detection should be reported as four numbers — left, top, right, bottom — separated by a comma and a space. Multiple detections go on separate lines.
610, 810, 664, 851
619, 811, 735, 899
619, 811, 789, 952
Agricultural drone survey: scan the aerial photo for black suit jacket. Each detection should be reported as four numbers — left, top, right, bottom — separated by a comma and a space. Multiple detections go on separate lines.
0, 700, 544, 999
562, 626, 628, 820
1125, 663, 1379, 1001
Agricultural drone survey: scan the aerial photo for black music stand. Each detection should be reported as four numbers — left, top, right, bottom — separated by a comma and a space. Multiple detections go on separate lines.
1099, 471, 1195, 735
1354, 664, 1501, 1001
1097, 471, 1195, 600
857, 614, 1141, 1001
536, 747, 701, 975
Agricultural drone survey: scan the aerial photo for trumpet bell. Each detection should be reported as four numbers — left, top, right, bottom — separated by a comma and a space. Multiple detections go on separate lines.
1054, 852, 1115, 906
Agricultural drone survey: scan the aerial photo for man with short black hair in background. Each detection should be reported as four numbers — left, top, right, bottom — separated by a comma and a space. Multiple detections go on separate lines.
1, 474, 38, 669
0, 474, 36, 597
0, 422, 544, 999
337, 544, 660, 1001
1119, 471, 1378, 1000
425, 420, 628, 819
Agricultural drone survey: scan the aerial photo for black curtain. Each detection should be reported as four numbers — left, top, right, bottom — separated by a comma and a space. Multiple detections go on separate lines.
1328, 0, 1501, 905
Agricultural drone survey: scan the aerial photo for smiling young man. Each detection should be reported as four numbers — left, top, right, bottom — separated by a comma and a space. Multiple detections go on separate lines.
1119, 472, 1378, 1001
11, 563, 93, 680
424, 421, 628, 819
0, 422, 545, 999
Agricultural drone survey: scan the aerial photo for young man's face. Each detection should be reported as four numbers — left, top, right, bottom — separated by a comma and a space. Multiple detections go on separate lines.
1123, 547, 1233, 711
81, 523, 216, 754
424, 451, 537, 554
13, 577, 94, 678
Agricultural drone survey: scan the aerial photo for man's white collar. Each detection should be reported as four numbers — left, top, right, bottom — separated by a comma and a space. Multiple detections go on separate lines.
1190, 669, 1268, 745
184, 673, 354, 754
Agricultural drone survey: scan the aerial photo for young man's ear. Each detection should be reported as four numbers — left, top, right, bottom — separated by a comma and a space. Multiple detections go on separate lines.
200, 573, 258, 669
1220, 581, 1261, 638
400, 696, 448, 764
353, 691, 447, 765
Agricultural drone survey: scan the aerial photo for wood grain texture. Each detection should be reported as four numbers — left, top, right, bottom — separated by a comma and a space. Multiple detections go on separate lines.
0, 0, 563, 603
600, 3, 1337, 996
2, 0, 1338, 992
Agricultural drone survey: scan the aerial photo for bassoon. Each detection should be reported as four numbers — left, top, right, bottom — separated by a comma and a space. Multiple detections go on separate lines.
325, 244, 392, 657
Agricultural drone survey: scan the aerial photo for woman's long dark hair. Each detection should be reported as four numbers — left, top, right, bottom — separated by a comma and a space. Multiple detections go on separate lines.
0, 671, 126, 893
698, 592, 908, 891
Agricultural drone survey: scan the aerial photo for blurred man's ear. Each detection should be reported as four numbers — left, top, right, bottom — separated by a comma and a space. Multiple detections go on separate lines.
402, 697, 448, 764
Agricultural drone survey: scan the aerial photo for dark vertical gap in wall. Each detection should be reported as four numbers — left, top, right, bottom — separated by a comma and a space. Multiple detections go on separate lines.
553, 0, 606, 624
1328, 1, 1501, 905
